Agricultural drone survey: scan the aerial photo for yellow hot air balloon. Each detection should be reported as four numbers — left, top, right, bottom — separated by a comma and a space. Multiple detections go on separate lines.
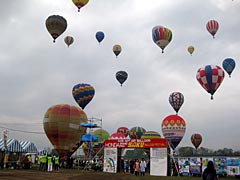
64, 36, 74, 47
43, 104, 88, 156
72, 0, 89, 12
113, 44, 122, 58
188, 46, 194, 55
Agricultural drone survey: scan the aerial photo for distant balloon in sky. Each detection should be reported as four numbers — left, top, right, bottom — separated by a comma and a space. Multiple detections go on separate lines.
196, 65, 225, 100
206, 20, 219, 39
113, 44, 122, 58
187, 46, 194, 55
152, 25, 172, 53
72, 83, 95, 109
222, 58, 236, 78
161, 114, 186, 150
64, 36, 74, 47
169, 92, 184, 114
95, 31, 105, 44
191, 133, 202, 150
116, 71, 128, 86
45, 15, 67, 43
72, 0, 89, 12
43, 104, 87, 156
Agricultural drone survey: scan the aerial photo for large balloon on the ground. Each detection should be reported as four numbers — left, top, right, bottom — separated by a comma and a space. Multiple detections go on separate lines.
191, 133, 202, 150
152, 25, 172, 53
141, 131, 161, 139
129, 127, 146, 139
95, 31, 105, 44
196, 65, 225, 100
206, 20, 219, 38
169, 92, 184, 114
45, 15, 67, 43
116, 71, 128, 86
43, 104, 88, 156
72, 83, 95, 109
113, 44, 122, 58
222, 58, 236, 78
161, 114, 186, 150
72, 0, 89, 12
64, 36, 74, 47
117, 127, 129, 137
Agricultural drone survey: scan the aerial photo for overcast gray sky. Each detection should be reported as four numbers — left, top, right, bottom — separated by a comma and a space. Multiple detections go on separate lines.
0, 0, 239, 151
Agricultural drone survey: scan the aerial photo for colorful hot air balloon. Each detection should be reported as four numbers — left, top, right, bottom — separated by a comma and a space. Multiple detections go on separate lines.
116, 71, 128, 86
129, 127, 146, 139
206, 20, 219, 38
92, 129, 110, 142
72, 0, 89, 12
188, 46, 194, 55
191, 133, 202, 150
222, 58, 236, 78
45, 15, 67, 43
64, 36, 74, 47
152, 25, 172, 53
113, 44, 122, 58
161, 114, 186, 150
141, 131, 161, 139
117, 127, 129, 137
110, 132, 126, 139
95, 31, 105, 44
169, 92, 184, 114
72, 83, 95, 109
43, 104, 88, 156
196, 65, 225, 100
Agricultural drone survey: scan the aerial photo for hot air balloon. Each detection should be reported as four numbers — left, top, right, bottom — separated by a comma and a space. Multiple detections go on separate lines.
116, 71, 128, 86
152, 25, 172, 53
191, 133, 202, 150
117, 127, 129, 137
188, 46, 194, 55
72, 83, 95, 109
64, 36, 74, 47
222, 58, 236, 78
141, 131, 161, 139
196, 65, 225, 100
113, 44, 122, 58
110, 132, 126, 139
95, 31, 105, 44
43, 104, 88, 156
206, 20, 219, 38
45, 15, 67, 43
169, 92, 184, 114
161, 114, 186, 150
72, 0, 89, 12
92, 129, 110, 142
129, 127, 146, 139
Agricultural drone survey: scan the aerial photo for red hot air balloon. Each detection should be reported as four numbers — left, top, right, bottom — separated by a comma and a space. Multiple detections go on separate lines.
110, 132, 126, 139
161, 114, 186, 150
117, 127, 129, 137
206, 20, 219, 38
191, 133, 202, 150
196, 65, 225, 100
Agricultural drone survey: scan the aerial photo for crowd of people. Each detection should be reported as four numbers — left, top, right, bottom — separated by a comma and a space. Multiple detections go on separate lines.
121, 158, 149, 176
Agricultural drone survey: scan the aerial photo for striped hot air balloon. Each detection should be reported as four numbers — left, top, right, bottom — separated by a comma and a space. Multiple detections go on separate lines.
206, 20, 219, 38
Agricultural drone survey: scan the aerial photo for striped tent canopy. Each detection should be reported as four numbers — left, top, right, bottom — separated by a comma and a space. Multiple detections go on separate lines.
19, 141, 38, 153
0, 138, 24, 152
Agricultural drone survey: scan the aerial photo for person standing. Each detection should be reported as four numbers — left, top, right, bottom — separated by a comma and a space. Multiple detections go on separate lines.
47, 155, 53, 172
202, 161, 218, 180
54, 156, 59, 172
134, 159, 140, 176
140, 158, 146, 176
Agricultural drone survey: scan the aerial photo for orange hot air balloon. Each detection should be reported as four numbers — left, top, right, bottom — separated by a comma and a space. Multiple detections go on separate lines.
43, 104, 88, 156
72, 0, 89, 12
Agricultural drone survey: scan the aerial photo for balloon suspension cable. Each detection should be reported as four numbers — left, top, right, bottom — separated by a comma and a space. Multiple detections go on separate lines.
78, 8, 80, 12
213, 36, 215, 39
53, 39, 56, 43
120, 84, 122, 87
211, 95, 213, 100
162, 50, 164, 53
229, 75, 231, 78
168, 141, 180, 176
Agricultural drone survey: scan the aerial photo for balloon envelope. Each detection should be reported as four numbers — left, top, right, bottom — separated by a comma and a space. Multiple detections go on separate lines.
191, 133, 202, 150
72, 83, 95, 109
129, 127, 146, 139
64, 36, 74, 47
161, 114, 186, 150
196, 65, 225, 99
92, 129, 110, 142
152, 25, 172, 53
113, 44, 122, 57
116, 71, 128, 86
141, 131, 161, 139
188, 46, 194, 55
72, 0, 89, 12
117, 127, 129, 137
206, 20, 219, 38
110, 132, 126, 139
43, 104, 88, 156
222, 58, 236, 77
169, 92, 184, 114
45, 15, 67, 43
95, 31, 105, 44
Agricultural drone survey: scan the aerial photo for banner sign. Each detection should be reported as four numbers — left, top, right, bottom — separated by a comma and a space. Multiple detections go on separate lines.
104, 138, 167, 148
150, 148, 168, 176
103, 148, 117, 173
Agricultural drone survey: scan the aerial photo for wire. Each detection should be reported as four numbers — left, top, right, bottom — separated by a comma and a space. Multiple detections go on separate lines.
0, 125, 44, 134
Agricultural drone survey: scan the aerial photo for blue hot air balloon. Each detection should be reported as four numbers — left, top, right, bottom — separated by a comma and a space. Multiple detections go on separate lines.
222, 58, 236, 78
72, 83, 95, 109
95, 31, 105, 44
